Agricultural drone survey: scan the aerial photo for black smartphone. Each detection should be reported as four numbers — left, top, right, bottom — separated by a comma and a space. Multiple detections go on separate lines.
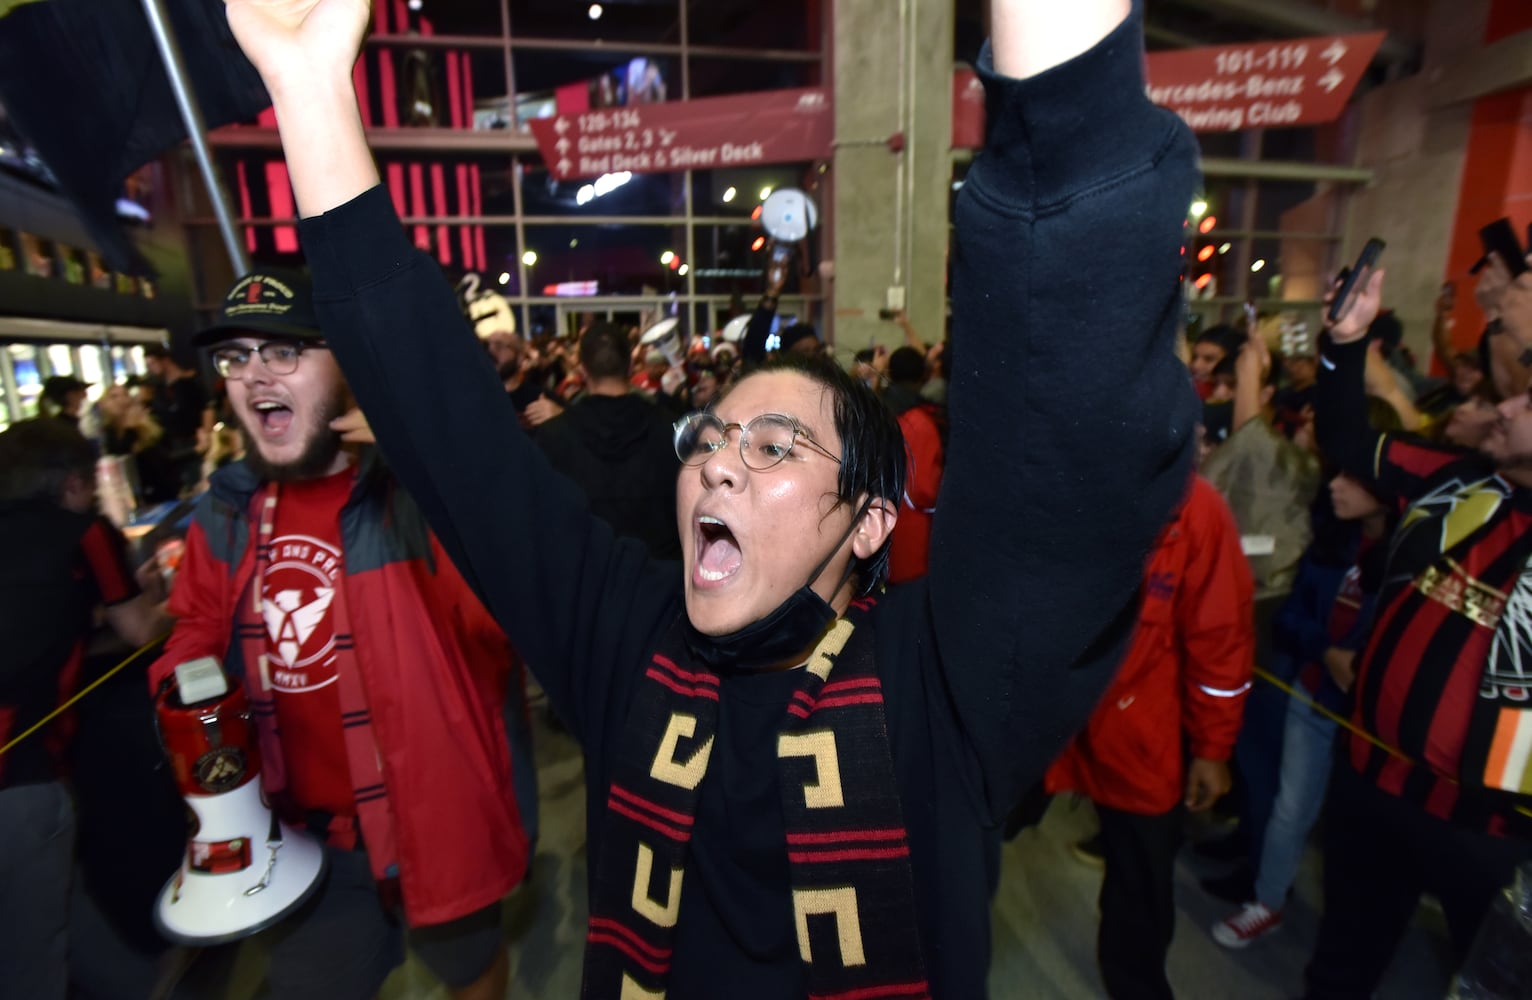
1328, 238, 1386, 323
1479, 218, 1528, 278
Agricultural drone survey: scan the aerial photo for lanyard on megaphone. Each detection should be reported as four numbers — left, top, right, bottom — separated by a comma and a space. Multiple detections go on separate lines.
0, 633, 169, 757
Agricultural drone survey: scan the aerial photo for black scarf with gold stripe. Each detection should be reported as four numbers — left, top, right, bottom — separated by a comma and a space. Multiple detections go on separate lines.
580, 596, 930, 999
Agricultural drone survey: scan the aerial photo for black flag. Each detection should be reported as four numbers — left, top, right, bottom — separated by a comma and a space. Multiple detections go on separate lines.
0, 0, 270, 275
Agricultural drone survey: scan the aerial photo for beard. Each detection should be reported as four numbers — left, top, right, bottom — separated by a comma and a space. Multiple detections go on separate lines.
238, 384, 352, 483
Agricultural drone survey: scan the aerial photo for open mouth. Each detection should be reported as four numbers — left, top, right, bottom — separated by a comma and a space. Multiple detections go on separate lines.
252, 400, 294, 437
695, 514, 743, 585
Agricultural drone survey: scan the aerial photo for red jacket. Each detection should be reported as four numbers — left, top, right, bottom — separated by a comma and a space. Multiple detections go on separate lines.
1046, 476, 1254, 815
888, 395, 944, 584
151, 452, 529, 927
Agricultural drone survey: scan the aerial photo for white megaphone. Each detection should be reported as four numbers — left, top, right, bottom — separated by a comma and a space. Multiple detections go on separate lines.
639, 316, 685, 369
720, 313, 751, 345
760, 188, 818, 275
153, 658, 325, 945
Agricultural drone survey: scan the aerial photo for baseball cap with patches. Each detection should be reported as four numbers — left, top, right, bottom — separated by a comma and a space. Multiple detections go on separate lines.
193, 267, 322, 346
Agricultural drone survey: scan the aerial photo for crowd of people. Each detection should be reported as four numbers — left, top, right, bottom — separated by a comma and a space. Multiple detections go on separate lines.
2, 0, 1531, 998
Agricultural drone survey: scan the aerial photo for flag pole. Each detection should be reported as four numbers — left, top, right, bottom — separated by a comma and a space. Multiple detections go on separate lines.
139, 0, 250, 276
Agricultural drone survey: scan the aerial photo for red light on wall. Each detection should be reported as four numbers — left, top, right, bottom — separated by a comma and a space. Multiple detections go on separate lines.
669, 257, 681, 271
751, 206, 763, 222
1199, 216, 1217, 234
1194, 274, 1213, 289
1197, 245, 1215, 262
751, 236, 766, 251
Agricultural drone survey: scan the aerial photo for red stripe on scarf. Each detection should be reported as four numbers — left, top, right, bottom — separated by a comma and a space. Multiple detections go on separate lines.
822, 678, 883, 695
789, 692, 886, 717
652, 653, 720, 687
645, 668, 720, 702
787, 845, 911, 864
608, 798, 692, 842
587, 932, 672, 975
810, 980, 930, 1000
611, 784, 696, 828
588, 917, 672, 960
786, 828, 907, 845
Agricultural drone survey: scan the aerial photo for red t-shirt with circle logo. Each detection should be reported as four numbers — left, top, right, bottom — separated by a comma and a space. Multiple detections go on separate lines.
261, 468, 356, 818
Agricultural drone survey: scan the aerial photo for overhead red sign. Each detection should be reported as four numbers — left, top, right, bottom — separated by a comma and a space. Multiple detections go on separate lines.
1147, 32, 1385, 132
528, 88, 832, 181
953, 31, 1386, 146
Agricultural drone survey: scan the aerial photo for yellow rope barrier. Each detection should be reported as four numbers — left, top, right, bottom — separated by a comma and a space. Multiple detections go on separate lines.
0, 633, 169, 757
1251, 665, 1532, 820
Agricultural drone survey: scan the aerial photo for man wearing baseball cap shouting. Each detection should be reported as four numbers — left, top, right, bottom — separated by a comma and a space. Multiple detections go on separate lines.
150, 267, 534, 999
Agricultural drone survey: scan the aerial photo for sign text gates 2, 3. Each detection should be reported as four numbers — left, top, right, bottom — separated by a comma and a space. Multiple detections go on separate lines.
528, 88, 833, 182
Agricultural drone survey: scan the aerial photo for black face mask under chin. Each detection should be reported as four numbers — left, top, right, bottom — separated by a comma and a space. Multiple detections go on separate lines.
683, 499, 869, 672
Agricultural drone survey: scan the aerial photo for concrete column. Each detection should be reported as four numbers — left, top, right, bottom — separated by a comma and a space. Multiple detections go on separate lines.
829, 0, 953, 359
1337, 0, 1489, 365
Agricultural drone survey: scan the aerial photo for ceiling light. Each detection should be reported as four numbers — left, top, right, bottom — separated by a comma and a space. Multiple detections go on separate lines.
522, 251, 538, 267
759, 187, 773, 201
1250, 259, 1266, 272
661, 250, 676, 265
722, 186, 737, 203
678, 264, 690, 276
498, 272, 510, 285
588, 4, 603, 20
1190, 199, 1208, 217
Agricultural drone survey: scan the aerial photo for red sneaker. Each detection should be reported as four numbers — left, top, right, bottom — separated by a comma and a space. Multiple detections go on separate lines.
1211, 902, 1283, 948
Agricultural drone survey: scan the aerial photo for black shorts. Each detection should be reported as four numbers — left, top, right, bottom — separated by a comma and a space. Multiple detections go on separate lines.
263, 845, 503, 998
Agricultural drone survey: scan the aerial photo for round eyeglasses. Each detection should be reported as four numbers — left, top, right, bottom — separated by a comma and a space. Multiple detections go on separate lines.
673, 411, 841, 471
211, 341, 323, 379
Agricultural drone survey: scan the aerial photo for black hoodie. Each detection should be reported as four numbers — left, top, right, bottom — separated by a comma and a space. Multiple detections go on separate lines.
534, 393, 681, 560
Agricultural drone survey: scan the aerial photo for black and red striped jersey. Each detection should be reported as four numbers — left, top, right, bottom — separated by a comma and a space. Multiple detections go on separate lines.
1316, 337, 1532, 836
1347, 435, 1532, 835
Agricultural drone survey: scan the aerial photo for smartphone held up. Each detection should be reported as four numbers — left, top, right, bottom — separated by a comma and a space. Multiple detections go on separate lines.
1328, 238, 1386, 325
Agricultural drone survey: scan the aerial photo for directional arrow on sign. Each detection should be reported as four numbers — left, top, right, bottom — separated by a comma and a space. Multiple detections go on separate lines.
1318, 67, 1345, 93
554, 117, 570, 135
557, 158, 573, 174
1322, 40, 1347, 65
555, 137, 571, 154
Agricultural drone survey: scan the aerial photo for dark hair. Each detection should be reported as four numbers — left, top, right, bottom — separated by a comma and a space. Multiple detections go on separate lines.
726, 353, 906, 595
0, 419, 96, 503
778, 322, 819, 352
143, 344, 173, 360
579, 322, 630, 380
888, 346, 927, 385
1196, 324, 1242, 356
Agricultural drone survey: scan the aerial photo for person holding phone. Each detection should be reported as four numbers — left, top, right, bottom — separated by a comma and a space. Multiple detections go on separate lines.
1302, 262, 1532, 999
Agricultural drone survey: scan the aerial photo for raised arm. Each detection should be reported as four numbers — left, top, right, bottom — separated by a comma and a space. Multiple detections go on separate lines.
223, 0, 678, 739
930, 0, 1200, 814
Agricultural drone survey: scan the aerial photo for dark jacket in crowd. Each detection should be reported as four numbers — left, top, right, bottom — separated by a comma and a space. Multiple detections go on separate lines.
297, 6, 1199, 994
534, 393, 681, 561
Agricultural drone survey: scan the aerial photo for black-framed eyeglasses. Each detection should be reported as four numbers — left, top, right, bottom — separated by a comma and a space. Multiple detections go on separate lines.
673, 411, 841, 471
211, 342, 324, 379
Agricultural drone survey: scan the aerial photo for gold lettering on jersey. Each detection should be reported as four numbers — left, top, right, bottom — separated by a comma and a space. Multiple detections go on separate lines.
777, 730, 844, 808
620, 973, 666, 999
649, 712, 714, 791
793, 886, 867, 966
1416, 559, 1507, 630
806, 618, 855, 681
631, 842, 683, 927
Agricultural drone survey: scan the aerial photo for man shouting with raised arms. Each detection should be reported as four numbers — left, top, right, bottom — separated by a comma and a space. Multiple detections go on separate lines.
223, 0, 1199, 995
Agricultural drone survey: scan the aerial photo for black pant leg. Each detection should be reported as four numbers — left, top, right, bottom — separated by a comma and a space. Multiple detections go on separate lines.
1303, 764, 1426, 1000
1096, 803, 1183, 1000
